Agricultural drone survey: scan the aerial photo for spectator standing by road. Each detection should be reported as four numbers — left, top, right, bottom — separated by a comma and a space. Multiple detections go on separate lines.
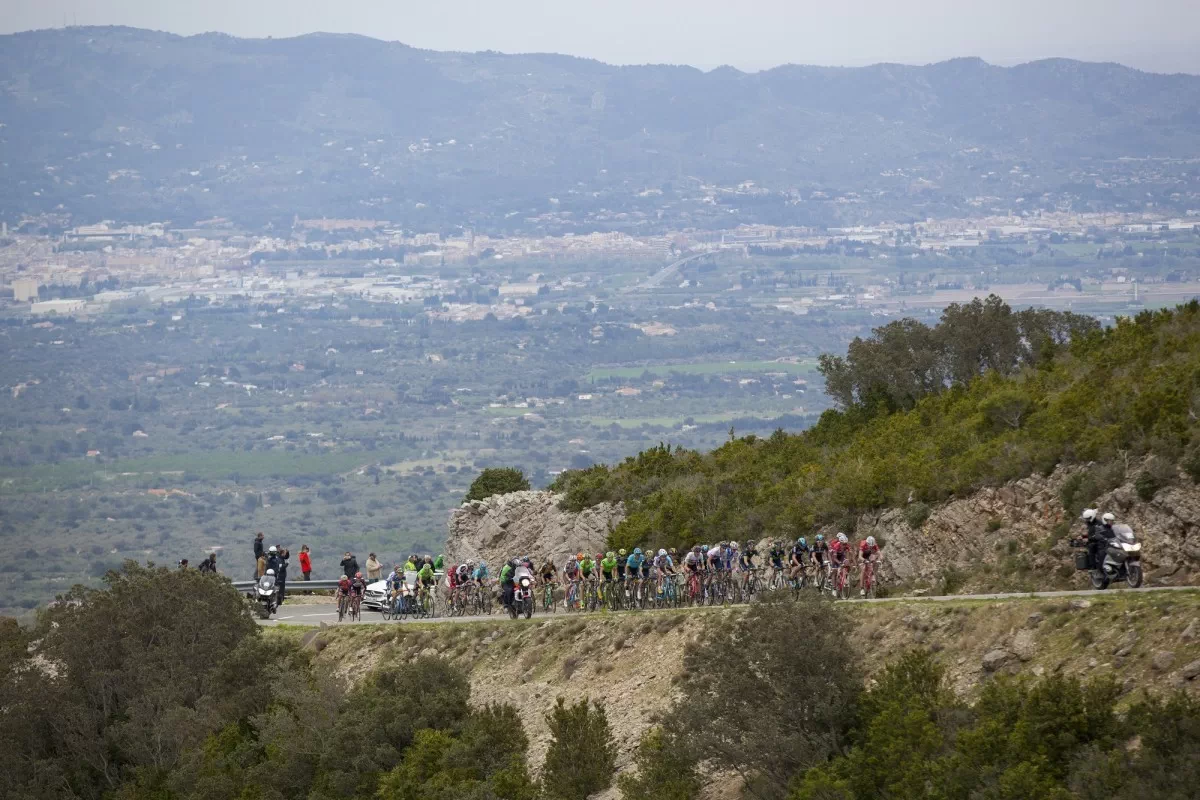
299, 545, 312, 581
256, 551, 267, 579
277, 548, 289, 604
341, 551, 359, 579
198, 553, 217, 574
366, 552, 382, 580
253, 531, 264, 565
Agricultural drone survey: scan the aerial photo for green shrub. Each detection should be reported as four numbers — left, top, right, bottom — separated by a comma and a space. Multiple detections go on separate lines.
904, 502, 931, 529
1134, 471, 1161, 502
939, 566, 967, 595
541, 698, 616, 800
1182, 447, 1200, 483
618, 728, 701, 800
464, 467, 531, 503
987, 517, 1005, 532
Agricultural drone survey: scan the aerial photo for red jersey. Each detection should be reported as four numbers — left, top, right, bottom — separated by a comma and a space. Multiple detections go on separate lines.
829, 540, 849, 562
859, 542, 880, 560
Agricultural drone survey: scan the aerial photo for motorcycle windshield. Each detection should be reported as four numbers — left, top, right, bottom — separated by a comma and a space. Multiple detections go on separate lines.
1113, 524, 1136, 543
258, 577, 275, 590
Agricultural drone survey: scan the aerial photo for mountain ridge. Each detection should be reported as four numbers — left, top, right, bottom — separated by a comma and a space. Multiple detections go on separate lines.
3, 26, 1200, 231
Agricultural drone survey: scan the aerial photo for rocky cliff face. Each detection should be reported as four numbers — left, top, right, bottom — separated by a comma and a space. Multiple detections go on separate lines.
446, 490, 624, 568
857, 464, 1200, 589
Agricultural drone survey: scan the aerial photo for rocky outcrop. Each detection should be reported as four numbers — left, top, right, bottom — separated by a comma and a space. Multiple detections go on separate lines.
854, 464, 1200, 589
447, 490, 624, 568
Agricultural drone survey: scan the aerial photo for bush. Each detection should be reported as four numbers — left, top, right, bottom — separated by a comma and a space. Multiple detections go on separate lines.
541, 698, 616, 800
666, 594, 858, 800
618, 728, 701, 800
904, 502, 931, 529
464, 467, 531, 503
1183, 447, 1200, 483
1134, 471, 1161, 502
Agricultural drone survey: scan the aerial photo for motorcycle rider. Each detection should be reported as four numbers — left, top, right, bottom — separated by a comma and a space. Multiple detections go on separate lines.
1092, 512, 1118, 573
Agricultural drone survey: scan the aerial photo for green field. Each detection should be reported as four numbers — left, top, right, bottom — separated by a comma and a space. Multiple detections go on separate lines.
585, 359, 817, 381
0, 448, 399, 493
583, 410, 786, 429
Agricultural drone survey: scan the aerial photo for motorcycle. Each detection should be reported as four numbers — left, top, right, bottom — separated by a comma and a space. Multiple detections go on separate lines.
510, 566, 535, 619
1072, 524, 1144, 590
255, 573, 279, 618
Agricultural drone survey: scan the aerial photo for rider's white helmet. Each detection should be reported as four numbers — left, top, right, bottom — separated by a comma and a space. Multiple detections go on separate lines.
658, 549, 667, 557
1082, 509, 1097, 522
1102, 512, 1115, 524
265, 569, 275, 576
836, 532, 849, 544
866, 536, 876, 547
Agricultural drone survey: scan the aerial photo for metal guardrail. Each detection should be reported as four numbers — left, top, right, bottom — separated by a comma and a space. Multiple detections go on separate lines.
232, 579, 342, 591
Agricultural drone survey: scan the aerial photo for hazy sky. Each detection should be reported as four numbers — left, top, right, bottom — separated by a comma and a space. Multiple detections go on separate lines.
5, 0, 1200, 74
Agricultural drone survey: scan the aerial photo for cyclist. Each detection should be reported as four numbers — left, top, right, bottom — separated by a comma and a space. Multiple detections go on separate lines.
600, 551, 619, 584
706, 542, 726, 572
724, 541, 739, 571
811, 533, 829, 574
335, 573, 352, 607
767, 539, 787, 585
564, 552, 581, 581
625, 547, 644, 578
736, 539, 758, 592
858, 535, 880, 596
789, 537, 811, 585
452, 561, 470, 588
539, 556, 558, 586
473, 560, 489, 584
683, 545, 703, 574
638, 548, 653, 582
385, 564, 405, 611
579, 552, 596, 582
829, 533, 850, 594
614, 548, 629, 583
653, 548, 675, 576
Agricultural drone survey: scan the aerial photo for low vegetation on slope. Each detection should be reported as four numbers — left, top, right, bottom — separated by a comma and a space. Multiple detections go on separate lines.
549, 298, 1200, 551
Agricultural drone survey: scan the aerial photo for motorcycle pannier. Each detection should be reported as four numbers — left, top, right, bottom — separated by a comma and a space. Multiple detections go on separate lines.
1075, 552, 1090, 571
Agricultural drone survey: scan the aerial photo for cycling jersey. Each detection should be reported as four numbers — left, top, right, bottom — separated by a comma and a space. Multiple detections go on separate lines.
579, 558, 595, 577
455, 565, 471, 585
654, 554, 675, 572
418, 564, 435, 585
600, 556, 618, 579
739, 548, 758, 570
791, 544, 810, 563
337, 577, 352, 594
830, 541, 848, 564
539, 563, 557, 582
350, 578, 366, 595
625, 553, 644, 573
386, 571, 403, 591
769, 546, 786, 566
473, 564, 489, 581
859, 542, 880, 561
640, 560, 652, 578
684, 551, 702, 571
564, 559, 579, 579
811, 541, 829, 563
615, 560, 627, 578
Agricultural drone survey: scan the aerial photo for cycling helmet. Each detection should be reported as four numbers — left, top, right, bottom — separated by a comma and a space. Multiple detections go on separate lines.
867, 536, 877, 547
633, 547, 642, 555
797, 537, 807, 547
355, 571, 362, 578
837, 532, 849, 544
1082, 509, 1097, 522
658, 549, 667, 557
265, 569, 275, 576
479, 560, 487, 569
595, 553, 603, 561
729, 541, 738, 550
693, 545, 703, 554
605, 551, 615, 559
1102, 512, 1115, 524
720, 540, 729, 547
816, 534, 824, 541
669, 547, 677, 555
618, 549, 627, 557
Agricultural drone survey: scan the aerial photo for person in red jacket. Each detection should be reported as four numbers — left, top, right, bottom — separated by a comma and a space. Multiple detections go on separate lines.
299, 545, 312, 580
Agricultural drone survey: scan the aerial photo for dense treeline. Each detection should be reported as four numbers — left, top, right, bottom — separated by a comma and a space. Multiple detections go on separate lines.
3, 568, 1198, 799
0, 565, 541, 800
550, 298, 1200, 552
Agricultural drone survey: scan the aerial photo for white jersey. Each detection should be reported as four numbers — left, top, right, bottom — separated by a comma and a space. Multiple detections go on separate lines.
707, 546, 722, 560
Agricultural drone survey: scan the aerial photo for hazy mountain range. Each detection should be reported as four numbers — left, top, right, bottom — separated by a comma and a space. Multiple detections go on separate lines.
3, 26, 1200, 232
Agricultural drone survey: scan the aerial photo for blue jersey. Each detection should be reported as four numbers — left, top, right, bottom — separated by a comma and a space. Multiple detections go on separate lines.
473, 564, 489, 580
625, 553, 644, 571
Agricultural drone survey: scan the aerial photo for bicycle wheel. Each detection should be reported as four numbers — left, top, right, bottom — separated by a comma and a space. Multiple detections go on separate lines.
337, 596, 346, 623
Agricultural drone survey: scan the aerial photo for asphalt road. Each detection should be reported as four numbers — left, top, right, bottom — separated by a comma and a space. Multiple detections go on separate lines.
256, 585, 1199, 627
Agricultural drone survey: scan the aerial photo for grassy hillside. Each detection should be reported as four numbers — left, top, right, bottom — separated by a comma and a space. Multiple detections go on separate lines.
550, 300, 1200, 551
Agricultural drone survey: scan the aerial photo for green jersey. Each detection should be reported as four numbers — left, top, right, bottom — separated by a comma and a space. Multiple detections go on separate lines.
600, 556, 618, 573
579, 558, 594, 576
417, 563, 434, 580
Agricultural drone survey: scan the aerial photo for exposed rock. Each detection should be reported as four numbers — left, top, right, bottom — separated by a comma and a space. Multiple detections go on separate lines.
1151, 651, 1176, 672
982, 649, 1012, 672
1011, 629, 1037, 662
852, 462, 1200, 589
1181, 619, 1199, 642
1181, 659, 1200, 680
447, 490, 625, 569
1070, 599, 1092, 610
1025, 612, 1044, 628
1114, 629, 1138, 657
